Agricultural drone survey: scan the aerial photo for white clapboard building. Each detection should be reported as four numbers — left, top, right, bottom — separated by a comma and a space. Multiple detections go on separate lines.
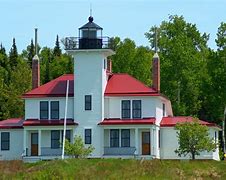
0, 17, 220, 161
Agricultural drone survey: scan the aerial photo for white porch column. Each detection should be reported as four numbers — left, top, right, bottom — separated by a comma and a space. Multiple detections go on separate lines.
23, 129, 27, 156
38, 130, 42, 156
150, 128, 155, 156
135, 128, 139, 155
152, 127, 156, 157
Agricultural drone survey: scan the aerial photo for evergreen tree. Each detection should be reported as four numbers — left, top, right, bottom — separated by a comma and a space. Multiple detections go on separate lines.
27, 39, 35, 68
9, 38, 18, 69
53, 35, 62, 57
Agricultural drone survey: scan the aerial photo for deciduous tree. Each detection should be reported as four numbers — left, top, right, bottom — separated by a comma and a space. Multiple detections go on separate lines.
175, 119, 216, 160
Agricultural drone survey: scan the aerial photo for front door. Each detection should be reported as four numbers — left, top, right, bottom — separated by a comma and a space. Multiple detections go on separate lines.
142, 132, 150, 155
31, 133, 38, 156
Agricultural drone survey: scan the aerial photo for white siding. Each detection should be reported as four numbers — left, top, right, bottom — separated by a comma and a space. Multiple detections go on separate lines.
0, 129, 23, 160
72, 49, 114, 157
24, 97, 74, 120
160, 127, 220, 160
104, 96, 157, 119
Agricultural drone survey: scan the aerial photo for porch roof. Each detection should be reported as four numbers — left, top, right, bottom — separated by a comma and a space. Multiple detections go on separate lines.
160, 116, 220, 129
23, 119, 77, 126
98, 118, 155, 125
0, 118, 24, 129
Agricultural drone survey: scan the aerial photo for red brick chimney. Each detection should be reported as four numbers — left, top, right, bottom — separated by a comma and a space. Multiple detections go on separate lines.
152, 53, 160, 92
32, 55, 40, 89
107, 59, 112, 73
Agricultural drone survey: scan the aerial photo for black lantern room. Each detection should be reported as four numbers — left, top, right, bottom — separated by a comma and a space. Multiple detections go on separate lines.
79, 16, 103, 49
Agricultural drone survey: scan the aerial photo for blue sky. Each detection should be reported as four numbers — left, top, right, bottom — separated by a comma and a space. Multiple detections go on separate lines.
0, 0, 225, 53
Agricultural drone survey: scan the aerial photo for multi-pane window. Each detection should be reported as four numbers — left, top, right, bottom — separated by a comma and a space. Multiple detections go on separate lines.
122, 100, 131, 119
110, 129, 119, 147
1, 132, 10, 150
51, 130, 60, 149
132, 100, 141, 118
40, 101, 49, 119
85, 95, 92, 110
51, 101, 59, 119
163, 103, 166, 117
121, 129, 130, 147
85, 129, 92, 144
61, 130, 71, 143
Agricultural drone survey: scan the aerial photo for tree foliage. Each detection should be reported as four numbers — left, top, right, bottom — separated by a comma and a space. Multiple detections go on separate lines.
53, 35, 62, 57
64, 135, 94, 158
175, 119, 216, 160
146, 15, 210, 116
110, 37, 152, 85
9, 38, 18, 69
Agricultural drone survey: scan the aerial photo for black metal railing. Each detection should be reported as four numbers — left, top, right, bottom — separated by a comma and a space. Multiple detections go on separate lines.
63, 37, 110, 50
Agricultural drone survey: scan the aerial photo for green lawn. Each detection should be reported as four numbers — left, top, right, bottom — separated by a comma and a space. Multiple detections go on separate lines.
0, 159, 225, 179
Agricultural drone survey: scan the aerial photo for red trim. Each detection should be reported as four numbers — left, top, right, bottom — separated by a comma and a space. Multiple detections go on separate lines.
0, 126, 23, 129
23, 119, 78, 126
98, 118, 155, 125
105, 93, 160, 97
22, 94, 73, 98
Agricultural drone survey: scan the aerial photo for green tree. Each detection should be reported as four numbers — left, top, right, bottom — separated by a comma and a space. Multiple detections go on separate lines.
175, 119, 216, 160
27, 39, 35, 68
199, 23, 226, 124
109, 37, 153, 85
145, 15, 209, 116
9, 38, 18, 69
53, 35, 62, 57
0, 44, 10, 84
65, 135, 94, 158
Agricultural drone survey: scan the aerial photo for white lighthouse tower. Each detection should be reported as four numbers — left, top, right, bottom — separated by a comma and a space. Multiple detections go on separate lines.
65, 16, 114, 157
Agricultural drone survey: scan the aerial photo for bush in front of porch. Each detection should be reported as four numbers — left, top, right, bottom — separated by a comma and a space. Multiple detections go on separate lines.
65, 135, 94, 158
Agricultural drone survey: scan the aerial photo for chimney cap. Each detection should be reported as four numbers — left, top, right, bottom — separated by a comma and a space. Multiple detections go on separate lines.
153, 53, 159, 58
32, 54, 39, 61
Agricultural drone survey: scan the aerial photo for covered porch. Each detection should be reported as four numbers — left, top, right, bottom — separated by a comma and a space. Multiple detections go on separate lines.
99, 118, 160, 158
22, 119, 77, 158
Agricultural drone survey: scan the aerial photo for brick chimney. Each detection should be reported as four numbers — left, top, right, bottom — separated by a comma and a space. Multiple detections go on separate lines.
32, 28, 40, 89
32, 55, 40, 89
107, 59, 112, 73
152, 53, 160, 92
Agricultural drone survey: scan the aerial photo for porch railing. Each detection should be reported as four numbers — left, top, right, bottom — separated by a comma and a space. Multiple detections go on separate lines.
104, 147, 136, 155
41, 147, 62, 156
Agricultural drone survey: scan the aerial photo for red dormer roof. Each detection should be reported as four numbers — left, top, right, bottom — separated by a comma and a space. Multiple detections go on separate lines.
160, 116, 220, 128
22, 74, 74, 98
105, 74, 159, 96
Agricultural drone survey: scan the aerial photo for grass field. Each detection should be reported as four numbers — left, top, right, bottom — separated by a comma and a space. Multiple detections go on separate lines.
0, 159, 225, 179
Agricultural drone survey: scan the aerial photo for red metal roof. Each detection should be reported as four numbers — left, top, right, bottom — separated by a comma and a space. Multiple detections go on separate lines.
22, 74, 74, 98
98, 118, 155, 125
23, 73, 160, 98
23, 119, 77, 126
105, 74, 159, 96
0, 118, 24, 129
160, 116, 218, 128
